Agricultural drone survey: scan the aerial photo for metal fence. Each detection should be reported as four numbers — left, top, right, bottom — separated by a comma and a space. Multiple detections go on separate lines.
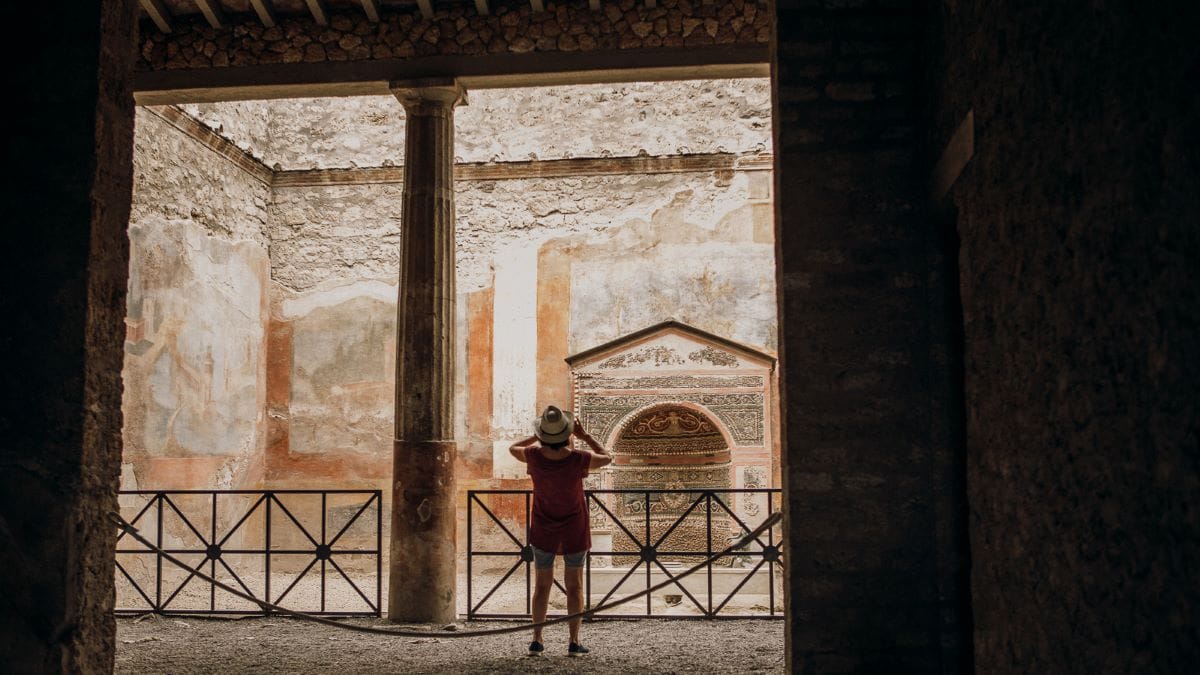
114, 490, 382, 617
467, 488, 784, 620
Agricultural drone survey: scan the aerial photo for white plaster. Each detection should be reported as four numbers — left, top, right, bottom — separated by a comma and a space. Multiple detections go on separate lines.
215, 456, 250, 490
118, 463, 140, 508
125, 219, 268, 459
286, 292, 395, 455
673, 172, 752, 236
570, 243, 777, 354
280, 279, 397, 318
490, 243, 538, 478
492, 440, 527, 481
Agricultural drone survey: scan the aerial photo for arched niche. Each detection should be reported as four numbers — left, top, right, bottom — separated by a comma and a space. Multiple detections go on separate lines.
611, 402, 733, 467
606, 403, 733, 559
567, 320, 778, 560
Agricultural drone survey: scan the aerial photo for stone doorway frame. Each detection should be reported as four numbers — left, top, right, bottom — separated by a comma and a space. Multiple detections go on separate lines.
29, 2, 971, 671
56, 22, 785, 670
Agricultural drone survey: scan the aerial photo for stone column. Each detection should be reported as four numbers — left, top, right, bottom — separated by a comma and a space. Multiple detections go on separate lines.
388, 79, 465, 624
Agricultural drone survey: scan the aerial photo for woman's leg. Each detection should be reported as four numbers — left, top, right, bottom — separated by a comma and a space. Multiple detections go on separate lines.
564, 562, 585, 644
532, 564, 554, 643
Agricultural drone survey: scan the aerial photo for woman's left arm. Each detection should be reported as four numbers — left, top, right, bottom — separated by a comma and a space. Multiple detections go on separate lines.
573, 420, 612, 470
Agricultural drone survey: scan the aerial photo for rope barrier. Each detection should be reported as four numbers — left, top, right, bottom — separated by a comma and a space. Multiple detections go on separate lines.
109, 510, 782, 638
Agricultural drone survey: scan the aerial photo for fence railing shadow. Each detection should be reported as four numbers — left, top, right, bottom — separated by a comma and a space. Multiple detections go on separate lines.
467, 488, 784, 620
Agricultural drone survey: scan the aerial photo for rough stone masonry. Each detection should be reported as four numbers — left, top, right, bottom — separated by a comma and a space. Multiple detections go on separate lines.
138, 0, 771, 71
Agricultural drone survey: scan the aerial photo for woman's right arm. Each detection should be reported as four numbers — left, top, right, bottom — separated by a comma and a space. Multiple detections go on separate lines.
508, 435, 539, 463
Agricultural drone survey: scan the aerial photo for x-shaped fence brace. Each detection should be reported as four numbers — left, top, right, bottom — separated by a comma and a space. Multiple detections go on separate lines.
466, 489, 784, 619
114, 490, 382, 616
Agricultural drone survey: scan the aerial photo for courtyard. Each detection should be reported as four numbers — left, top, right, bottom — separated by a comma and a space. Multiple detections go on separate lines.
115, 616, 785, 674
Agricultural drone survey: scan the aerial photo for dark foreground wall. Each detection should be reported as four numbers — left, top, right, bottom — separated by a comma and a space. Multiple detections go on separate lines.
928, 2, 1200, 671
774, 0, 970, 671
0, 1, 137, 671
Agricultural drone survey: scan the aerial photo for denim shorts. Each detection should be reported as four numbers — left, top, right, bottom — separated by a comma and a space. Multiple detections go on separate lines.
532, 546, 587, 570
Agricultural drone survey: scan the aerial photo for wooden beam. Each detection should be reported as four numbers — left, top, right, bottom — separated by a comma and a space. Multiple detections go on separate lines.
530, 0, 545, 12
305, 0, 329, 25
133, 46, 771, 104
588, 0, 600, 9
249, 0, 277, 27
474, 0, 490, 16
194, 0, 225, 28
416, 0, 434, 19
360, 0, 380, 22
139, 0, 173, 33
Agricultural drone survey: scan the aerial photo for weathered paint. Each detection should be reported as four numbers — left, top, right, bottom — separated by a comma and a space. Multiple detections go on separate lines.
534, 238, 574, 412
490, 243, 539, 479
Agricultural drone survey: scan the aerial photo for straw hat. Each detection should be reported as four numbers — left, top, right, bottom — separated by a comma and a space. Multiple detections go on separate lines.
534, 405, 574, 444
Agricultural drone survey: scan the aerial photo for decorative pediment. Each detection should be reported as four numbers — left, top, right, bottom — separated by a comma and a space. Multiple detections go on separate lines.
569, 321, 774, 448
566, 320, 775, 374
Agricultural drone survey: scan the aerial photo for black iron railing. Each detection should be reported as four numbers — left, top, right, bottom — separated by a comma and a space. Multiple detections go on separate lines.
114, 490, 381, 617
466, 488, 784, 620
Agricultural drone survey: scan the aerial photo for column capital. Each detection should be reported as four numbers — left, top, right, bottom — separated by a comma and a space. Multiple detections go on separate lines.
389, 78, 467, 111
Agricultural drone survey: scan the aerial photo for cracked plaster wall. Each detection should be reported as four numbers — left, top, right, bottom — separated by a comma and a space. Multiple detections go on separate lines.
120, 109, 270, 492
272, 167, 776, 481
128, 80, 775, 499
563, 170, 776, 352
270, 169, 772, 296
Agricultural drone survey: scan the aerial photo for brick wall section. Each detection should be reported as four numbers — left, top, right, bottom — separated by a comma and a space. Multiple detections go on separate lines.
927, 2, 1200, 671
137, 0, 770, 71
0, 1, 137, 672
774, 0, 965, 671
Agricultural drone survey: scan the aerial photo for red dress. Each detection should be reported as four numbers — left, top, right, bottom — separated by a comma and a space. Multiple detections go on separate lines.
526, 447, 591, 554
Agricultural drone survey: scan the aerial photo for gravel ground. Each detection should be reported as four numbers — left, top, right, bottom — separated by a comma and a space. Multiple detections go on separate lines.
116, 562, 780, 617
115, 616, 785, 674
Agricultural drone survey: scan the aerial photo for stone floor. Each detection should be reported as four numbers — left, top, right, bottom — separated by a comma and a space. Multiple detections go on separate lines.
115, 616, 785, 673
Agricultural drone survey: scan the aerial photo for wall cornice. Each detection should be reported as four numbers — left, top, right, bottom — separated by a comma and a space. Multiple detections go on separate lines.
146, 104, 773, 188
142, 105, 274, 185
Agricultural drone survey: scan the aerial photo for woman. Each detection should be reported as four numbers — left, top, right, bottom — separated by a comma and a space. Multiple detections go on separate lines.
508, 405, 612, 656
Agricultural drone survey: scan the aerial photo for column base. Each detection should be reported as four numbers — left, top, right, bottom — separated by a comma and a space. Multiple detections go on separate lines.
388, 439, 457, 623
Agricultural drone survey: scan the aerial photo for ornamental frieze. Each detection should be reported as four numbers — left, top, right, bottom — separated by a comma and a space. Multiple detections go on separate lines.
578, 393, 765, 446
687, 346, 740, 368
576, 374, 764, 390
597, 345, 686, 369
742, 466, 767, 517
